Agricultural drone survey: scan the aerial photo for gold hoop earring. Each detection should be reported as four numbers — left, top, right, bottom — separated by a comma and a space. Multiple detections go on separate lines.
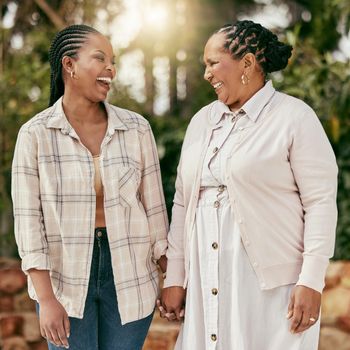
241, 73, 249, 85
70, 71, 75, 79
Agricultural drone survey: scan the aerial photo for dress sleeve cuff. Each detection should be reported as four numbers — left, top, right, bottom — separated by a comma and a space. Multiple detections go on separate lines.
21, 253, 51, 275
296, 254, 329, 293
152, 239, 168, 261
163, 258, 185, 288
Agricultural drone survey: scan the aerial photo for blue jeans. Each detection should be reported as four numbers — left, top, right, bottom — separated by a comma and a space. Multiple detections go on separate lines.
37, 228, 153, 350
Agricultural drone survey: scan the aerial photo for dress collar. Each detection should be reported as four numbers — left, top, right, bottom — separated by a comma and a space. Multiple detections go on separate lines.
209, 80, 276, 126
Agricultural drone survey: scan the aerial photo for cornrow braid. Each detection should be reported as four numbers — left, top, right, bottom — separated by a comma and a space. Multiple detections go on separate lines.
48, 24, 100, 106
215, 20, 293, 74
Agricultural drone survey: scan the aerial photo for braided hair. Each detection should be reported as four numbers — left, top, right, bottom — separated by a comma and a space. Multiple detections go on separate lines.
48, 24, 100, 106
215, 20, 292, 75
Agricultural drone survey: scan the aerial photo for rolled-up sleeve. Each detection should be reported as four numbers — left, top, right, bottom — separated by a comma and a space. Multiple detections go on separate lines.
290, 109, 338, 293
11, 127, 51, 274
139, 123, 169, 261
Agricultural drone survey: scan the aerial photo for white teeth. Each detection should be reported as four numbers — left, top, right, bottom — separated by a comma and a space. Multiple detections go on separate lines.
96, 77, 112, 83
213, 82, 223, 89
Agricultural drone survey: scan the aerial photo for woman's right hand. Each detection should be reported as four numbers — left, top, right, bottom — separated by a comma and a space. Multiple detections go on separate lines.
159, 286, 186, 321
39, 297, 70, 348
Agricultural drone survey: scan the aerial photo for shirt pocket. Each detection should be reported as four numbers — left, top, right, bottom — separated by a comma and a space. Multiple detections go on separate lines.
118, 166, 141, 206
107, 166, 151, 256
104, 165, 141, 207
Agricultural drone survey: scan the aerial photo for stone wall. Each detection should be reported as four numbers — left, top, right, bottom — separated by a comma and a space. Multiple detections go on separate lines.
319, 261, 350, 350
0, 258, 45, 350
1, 258, 349, 350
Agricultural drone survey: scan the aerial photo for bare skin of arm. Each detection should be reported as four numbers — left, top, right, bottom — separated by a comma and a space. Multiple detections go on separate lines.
28, 269, 70, 348
157, 255, 167, 273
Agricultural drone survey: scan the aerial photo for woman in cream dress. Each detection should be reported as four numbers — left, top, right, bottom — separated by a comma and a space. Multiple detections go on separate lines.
159, 20, 337, 350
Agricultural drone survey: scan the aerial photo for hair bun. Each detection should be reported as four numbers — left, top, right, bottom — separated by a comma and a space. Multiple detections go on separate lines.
215, 20, 293, 74
263, 39, 293, 73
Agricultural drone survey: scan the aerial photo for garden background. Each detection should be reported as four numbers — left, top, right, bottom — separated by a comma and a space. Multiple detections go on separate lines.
1, 0, 350, 349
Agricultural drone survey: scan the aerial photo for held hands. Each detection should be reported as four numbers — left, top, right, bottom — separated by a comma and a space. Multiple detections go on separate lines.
157, 286, 186, 322
39, 297, 70, 348
287, 285, 321, 334
158, 284, 322, 331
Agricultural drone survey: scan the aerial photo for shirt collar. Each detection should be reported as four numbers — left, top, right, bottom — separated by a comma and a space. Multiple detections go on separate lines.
242, 80, 275, 122
46, 97, 128, 133
210, 80, 275, 125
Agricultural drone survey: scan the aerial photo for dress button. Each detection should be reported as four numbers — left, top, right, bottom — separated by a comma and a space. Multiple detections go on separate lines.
238, 127, 244, 131
245, 240, 250, 246
211, 288, 218, 295
238, 219, 243, 224
212, 242, 218, 249
253, 262, 258, 267
213, 147, 218, 153
261, 282, 266, 288
214, 200, 220, 208
211, 334, 217, 341
218, 185, 225, 193
97, 230, 103, 238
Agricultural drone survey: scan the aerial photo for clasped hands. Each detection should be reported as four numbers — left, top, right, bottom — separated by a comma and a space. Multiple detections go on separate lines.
157, 286, 186, 321
157, 285, 321, 332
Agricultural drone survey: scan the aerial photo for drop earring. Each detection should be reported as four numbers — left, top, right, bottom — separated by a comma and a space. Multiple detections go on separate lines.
241, 73, 249, 85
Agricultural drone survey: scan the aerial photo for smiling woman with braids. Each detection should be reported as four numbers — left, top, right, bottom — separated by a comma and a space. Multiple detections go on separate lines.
159, 20, 338, 350
11, 24, 168, 350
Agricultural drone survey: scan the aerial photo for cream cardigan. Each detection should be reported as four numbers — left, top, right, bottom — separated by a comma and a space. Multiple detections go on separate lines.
164, 81, 338, 293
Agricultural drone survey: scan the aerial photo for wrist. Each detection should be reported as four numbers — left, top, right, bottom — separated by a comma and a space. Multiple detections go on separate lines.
37, 293, 56, 304
157, 255, 167, 273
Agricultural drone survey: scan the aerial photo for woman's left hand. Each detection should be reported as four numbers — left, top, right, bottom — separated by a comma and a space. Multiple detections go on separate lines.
287, 285, 321, 334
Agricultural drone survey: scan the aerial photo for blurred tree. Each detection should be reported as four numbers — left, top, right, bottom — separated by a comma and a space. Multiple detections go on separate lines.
0, 0, 349, 259
0, 0, 122, 256
110, 0, 259, 210
274, 0, 350, 258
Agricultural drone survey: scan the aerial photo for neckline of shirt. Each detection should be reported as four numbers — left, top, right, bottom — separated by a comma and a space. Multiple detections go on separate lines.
210, 80, 275, 125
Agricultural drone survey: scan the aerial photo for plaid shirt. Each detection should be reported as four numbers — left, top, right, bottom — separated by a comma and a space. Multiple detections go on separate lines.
11, 98, 168, 324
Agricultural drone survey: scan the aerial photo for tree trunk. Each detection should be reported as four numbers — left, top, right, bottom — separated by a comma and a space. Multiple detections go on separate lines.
144, 51, 154, 115
33, 0, 65, 29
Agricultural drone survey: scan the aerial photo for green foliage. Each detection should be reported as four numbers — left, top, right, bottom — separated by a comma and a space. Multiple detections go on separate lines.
272, 0, 350, 259
1, 0, 350, 260
0, 24, 53, 256
148, 115, 188, 214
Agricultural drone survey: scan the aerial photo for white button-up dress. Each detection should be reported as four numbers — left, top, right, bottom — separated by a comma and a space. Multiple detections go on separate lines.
174, 111, 320, 350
